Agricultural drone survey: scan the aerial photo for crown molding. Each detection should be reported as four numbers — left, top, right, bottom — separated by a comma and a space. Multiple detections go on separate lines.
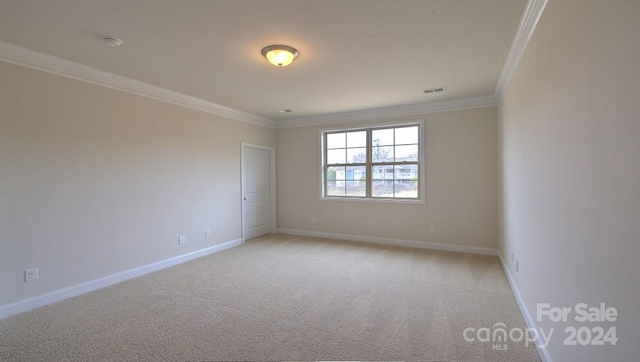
0, 0, 546, 130
494, 0, 549, 101
0, 40, 277, 129
275, 95, 498, 129
275, 0, 547, 129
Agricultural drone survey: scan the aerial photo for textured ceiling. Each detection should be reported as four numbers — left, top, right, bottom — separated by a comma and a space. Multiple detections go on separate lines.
0, 0, 527, 121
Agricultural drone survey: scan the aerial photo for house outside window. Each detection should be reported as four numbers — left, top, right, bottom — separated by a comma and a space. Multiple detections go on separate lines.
321, 121, 424, 203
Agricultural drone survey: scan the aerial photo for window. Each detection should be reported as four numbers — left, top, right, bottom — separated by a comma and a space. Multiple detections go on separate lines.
321, 122, 423, 201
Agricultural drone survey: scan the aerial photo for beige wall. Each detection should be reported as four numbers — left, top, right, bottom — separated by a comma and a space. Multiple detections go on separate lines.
0, 62, 276, 306
277, 107, 499, 249
498, 0, 640, 360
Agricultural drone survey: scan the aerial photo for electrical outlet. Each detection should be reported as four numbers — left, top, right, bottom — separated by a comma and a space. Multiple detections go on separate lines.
205, 229, 212, 238
24, 268, 38, 282
516, 260, 519, 273
429, 226, 436, 234
311, 218, 316, 224
179, 235, 186, 245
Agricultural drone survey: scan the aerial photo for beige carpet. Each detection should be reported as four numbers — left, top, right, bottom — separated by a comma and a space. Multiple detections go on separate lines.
0, 234, 540, 361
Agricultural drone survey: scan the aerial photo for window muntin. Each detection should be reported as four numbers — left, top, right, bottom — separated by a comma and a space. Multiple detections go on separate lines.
322, 123, 422, 201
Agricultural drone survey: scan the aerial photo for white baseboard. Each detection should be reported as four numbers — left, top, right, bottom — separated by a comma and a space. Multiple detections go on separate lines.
277, 228, 498, 256
0, 239, 243, 320
497, 250, 553, 362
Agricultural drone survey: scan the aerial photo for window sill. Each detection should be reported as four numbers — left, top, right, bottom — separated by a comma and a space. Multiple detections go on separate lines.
320, 196, 425, 205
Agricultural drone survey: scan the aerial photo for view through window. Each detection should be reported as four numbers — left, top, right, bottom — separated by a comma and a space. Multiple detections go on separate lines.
322, 123, 422, 200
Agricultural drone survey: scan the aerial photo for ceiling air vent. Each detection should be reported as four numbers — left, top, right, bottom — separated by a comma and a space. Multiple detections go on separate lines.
423, 87, 446, 94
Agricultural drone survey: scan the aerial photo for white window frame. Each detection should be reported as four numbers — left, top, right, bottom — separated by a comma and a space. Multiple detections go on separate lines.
319, 120, 425, 204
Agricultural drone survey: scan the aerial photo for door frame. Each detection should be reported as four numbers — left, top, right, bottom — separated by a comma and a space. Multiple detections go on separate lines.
241, 143, 276, 242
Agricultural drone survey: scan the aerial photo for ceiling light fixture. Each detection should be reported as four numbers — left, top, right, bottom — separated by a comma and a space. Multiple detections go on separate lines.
261, 45, 299, 67
102, 37, 123, 48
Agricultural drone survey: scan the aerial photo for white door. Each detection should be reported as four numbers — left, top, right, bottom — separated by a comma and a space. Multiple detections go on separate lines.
242, 146, 271, 240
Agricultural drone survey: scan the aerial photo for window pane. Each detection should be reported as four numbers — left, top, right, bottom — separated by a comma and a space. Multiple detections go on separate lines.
327, 166, 345, 181
372, 180, 394, 198
327, 133, 346, 149
346, 181, 366, 196
394, 181, 418, 198
395, 164, 418, 179
326, 181, 345, 196
372, 128, 394, 146
327, 149, 346, 164
395, 145, 419, 162
395, 126, 419, 145
347, 131, 366, 148
346, 166, 366, 181
394, 165, 418, 198
347, 166, 366, 196
372, 165, 394, 180
347, 148, 367, 163
372, 146, 393, 162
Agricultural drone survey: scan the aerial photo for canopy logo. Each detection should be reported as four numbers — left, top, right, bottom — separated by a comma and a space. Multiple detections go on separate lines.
463, 323, 553, 350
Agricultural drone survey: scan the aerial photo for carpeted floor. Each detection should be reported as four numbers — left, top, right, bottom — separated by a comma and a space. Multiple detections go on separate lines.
0, 234, 540, 361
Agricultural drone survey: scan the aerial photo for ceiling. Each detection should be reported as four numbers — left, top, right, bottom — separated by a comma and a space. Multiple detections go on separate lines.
0, 0, 528, 124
